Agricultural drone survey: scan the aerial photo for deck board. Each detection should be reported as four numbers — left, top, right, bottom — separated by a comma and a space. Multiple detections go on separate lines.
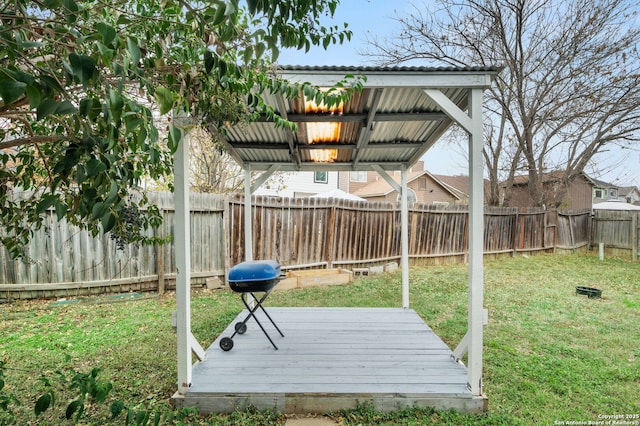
178, 307, 486, 414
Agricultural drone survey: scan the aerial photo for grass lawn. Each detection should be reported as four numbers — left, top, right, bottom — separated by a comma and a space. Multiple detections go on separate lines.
1, 253, 639, 425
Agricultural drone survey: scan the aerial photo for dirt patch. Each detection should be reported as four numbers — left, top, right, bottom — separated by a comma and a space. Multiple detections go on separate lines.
284, 414, 339, 425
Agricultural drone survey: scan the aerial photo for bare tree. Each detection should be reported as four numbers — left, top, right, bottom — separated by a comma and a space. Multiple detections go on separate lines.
364, 0, 640, 207
188, 126, 289, 194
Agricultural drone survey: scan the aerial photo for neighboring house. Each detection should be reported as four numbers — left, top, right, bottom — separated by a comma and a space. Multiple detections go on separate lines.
338, 161, 476, 205
618, 186, 640, 205
502, 171, 630, 210
255, 161, 491, 205
254, 171, 339, 198
590, 178, 621, 204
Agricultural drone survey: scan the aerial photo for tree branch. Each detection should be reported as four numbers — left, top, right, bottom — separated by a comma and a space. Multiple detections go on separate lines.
0, 136, 67, 150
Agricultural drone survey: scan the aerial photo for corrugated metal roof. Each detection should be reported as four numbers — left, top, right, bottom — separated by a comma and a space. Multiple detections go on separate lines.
220, 66, 501, 172
280, 65, 502, 73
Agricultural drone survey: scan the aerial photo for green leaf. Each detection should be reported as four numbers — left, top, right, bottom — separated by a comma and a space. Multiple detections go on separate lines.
247, 0, 258, 14
0, 80, 27, 105
110, 400, 125, 419
127, 38, 141, 65
102, 211, 116, 233
136, 410, 150, 425
204, 50, 215, 74
243, 46, 253, 63
212, 4, 226, 26
105, 181, 119, 205
66, 399, 82, 419
62, 0, 79, 24
25, 85, 42, 109
86, 158, 107, 177
91, 202, 108, 221
40, 75, 65, 93
154, 87, 174, 115
225, 0, 237, 15
96, 42, 114, 61
36, 99, 59, 120
96, 22, 116, 45
79, 97, 99, 119
54, 200, 68, 220
124, 114, 143, 134
36, 194, 57, 213
167, 125, 183, 154
69, 53, 96, 84
55, 100, 77, 115
255, 42, 266, 60
35, 393, 52, 416
136, 127, 148, 146
94, 381, 112, 402
109, 89, 124, 124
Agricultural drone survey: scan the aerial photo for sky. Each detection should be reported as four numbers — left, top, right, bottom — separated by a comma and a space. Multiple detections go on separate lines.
275, 0, 640, 188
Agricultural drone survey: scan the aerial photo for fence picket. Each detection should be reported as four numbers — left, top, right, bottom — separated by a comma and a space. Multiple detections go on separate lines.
1, 190, 636, 298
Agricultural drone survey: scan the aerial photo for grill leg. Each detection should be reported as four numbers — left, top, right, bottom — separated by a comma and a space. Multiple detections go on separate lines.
250, 291, 285, 338
225, 289, 284, 350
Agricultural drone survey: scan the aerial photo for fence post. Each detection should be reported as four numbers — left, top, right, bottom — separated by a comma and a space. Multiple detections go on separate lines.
156, 215, 165, 294
223, 195, 231, 280
326, 203, 337, 269
511, 209, 519, 256
632, 212, 638, 262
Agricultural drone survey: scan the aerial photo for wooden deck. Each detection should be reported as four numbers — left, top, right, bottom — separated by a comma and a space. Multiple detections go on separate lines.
175, 307, 487, 414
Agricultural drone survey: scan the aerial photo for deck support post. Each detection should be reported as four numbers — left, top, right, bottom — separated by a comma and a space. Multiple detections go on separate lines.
371, 165, 410, 308
467, 88, 485, 396
244, 167, 253, 262
424, 87, 485, 396
174, 124, 193, 394
400, 167, 410, 308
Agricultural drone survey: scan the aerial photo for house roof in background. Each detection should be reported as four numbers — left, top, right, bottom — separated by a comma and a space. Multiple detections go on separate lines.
509, 171, 598, 186
353, 170, 464, 200
619, 186, 640, 196
219, 66, 501, 172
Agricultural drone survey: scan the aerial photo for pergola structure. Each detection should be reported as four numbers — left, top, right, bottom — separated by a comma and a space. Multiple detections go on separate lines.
173, 66, 501, 411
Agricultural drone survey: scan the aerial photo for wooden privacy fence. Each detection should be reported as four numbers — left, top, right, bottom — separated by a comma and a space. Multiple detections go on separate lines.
591, 209, 639, 260
0, 192, 226, 298
0, 191, 633, 299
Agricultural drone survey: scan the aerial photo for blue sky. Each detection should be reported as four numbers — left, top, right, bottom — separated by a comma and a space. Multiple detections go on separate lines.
276, 0, 640, 187
277, 0, 479, 179
277, 0, 411, 67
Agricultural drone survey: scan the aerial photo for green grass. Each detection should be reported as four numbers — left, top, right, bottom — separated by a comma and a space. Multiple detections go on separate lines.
1, 253, 639, 425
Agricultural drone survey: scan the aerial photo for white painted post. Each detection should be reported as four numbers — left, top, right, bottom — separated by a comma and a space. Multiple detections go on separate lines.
467, 88, 485, 396
174, 128, 192, 394
244, 167, 253, 262
401, 167, 410, 308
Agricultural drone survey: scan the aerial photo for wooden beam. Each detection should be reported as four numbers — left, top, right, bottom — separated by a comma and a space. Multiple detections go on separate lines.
372, 165, 402, 193
251, 164, 280, 194
298, 143, 356, 150
400, 167, 409, 309
467, 88, 485, 396
452, 331, 469, 362
233, 141, 423, 150
279, 69, 498, 89
209, 124, 245, 168
244, 167, 253, 262
275, 96, 301, 168
244, 162, 408, 172
174, 119, 192, 395
353, 88, 383, 167
274, 111, 447, 123
423, 89, 472, 133
190, 332, 206, 362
